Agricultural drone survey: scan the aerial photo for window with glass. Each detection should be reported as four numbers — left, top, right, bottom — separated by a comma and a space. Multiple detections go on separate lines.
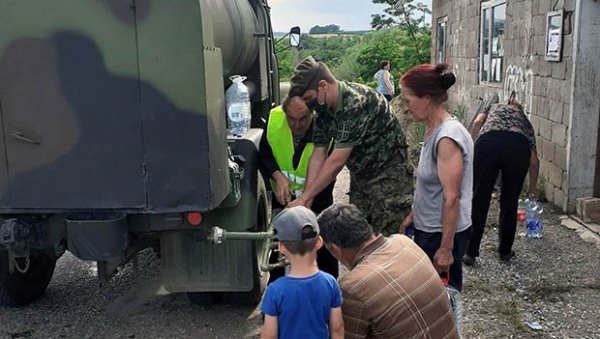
480, 0, 505, 83
436, 17, 447, 64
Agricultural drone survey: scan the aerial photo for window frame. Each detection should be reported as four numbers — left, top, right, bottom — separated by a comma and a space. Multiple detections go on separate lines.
436, 16, 448, 64
479, 0, 506, 84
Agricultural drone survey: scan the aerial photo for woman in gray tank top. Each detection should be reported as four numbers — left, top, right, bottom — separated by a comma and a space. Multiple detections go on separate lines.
398, 63, 473, 292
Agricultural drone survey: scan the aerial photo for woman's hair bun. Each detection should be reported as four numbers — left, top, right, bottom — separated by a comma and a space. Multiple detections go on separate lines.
435, 63, 455, 90
440, 72, 456, 90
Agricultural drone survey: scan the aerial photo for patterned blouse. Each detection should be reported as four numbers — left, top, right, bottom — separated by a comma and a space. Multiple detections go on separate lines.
478, 103, 537, 151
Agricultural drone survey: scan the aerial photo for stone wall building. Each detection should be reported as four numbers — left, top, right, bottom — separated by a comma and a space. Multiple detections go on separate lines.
431, 0, 600, 212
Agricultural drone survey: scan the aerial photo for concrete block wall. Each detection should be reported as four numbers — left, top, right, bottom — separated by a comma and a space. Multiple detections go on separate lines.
431, 0, 482, 117
576, 197, 600, 223
431, 0, 576, 211
529, 0, 575, 211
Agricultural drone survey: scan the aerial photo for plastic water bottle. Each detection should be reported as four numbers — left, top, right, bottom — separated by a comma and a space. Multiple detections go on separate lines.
440, 272, 463, 337
517, 199, 526, 224
226, 75, 251, 136
524, 198, 543, 238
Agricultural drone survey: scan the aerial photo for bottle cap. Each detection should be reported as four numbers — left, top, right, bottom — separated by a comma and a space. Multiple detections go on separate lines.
439, 272, 449, 285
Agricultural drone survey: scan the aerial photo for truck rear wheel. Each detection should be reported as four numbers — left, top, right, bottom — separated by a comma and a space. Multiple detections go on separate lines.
0, 250, 57, 307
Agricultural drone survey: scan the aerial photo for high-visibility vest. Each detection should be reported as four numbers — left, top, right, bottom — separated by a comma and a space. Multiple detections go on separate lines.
266, 106, 314, 198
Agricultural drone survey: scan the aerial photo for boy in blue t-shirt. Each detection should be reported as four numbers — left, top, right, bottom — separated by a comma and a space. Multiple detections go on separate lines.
260, 206, 343, 339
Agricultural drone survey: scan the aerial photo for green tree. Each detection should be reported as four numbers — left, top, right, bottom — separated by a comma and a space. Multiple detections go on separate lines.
298, 35, 362, 68
356, 30, 403, 82
277, 28, 430, 88
309, 24, 342, 35
275, 39, 295, 81
331, 29, 430, 85
371, 0, 431, 64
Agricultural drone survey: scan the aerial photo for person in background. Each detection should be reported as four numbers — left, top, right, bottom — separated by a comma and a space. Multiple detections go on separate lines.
374, 60, 394, 101
258, 96, 338, 281
399, 63, 473, 292
318, 203, 459, 339
260, 207, 344, 339
463, 94, 540, 266
286, 56, 413, 236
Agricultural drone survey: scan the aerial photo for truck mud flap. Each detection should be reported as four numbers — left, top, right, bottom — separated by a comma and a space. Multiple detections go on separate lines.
66, 213, 128, 261
160, 230, 255, 293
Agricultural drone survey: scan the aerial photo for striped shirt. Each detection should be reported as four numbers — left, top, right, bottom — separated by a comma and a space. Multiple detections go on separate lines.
340, 235, 459, 339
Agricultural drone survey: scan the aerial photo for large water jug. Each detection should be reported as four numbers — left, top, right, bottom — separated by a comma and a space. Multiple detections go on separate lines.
226, 75, 251, 136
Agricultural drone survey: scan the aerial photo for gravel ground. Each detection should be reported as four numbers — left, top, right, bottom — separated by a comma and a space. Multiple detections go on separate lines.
1, 166, 598, 339
461, 198, 600, 339
0, 249, 264, 339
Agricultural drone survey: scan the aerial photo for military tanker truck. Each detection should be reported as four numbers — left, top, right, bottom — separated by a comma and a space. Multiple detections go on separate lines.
0, 0, 296, 306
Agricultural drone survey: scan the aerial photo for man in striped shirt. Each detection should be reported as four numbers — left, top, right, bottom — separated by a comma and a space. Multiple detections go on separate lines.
317, 203, 459, 339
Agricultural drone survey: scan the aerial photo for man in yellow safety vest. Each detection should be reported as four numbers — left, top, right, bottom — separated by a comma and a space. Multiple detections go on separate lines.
259, 96, 338, 281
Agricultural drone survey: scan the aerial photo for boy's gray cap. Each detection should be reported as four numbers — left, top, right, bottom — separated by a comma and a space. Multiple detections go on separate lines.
289, 56, 320, 97
272, 206, 319, 241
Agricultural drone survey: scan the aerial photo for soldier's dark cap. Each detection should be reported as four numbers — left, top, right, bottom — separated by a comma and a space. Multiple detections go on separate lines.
289, 56, 321, 97
272, 206, 319, 242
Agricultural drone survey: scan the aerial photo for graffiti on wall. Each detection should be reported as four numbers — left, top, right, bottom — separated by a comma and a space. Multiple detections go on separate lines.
504, 65, 533, 114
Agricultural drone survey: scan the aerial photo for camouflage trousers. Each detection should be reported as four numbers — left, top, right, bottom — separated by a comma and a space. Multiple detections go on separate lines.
349, 162, 414, 236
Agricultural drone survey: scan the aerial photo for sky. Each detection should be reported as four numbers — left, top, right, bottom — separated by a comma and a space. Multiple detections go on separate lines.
269, 0, 432, 33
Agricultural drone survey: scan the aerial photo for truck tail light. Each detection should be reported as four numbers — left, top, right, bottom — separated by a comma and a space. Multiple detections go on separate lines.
186, 212, 203, 226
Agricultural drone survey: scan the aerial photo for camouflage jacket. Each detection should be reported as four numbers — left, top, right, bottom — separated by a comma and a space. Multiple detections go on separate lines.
314, 81, 408, 177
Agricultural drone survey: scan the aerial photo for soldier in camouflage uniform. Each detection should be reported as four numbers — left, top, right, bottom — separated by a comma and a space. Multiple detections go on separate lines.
286, 56, 413, 235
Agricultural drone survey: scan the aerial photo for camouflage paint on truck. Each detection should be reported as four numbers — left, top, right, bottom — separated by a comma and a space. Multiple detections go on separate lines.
0, 0, 281, 306
0, 0, 232, 212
